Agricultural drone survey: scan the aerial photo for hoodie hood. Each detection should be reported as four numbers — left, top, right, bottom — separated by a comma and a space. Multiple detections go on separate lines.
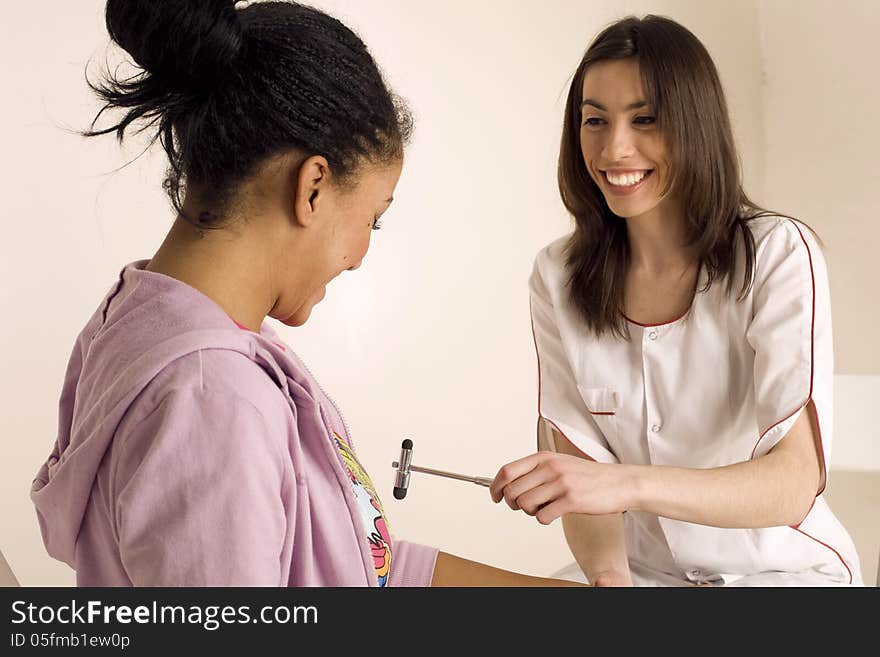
30, 260, 294, 567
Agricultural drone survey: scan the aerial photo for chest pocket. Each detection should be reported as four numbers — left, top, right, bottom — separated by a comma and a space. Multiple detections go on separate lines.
577, 385, 620, 445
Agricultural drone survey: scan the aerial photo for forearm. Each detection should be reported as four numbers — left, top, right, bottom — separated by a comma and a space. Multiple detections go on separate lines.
629, 449, 816, 528
562, 512, 630, 584
430, 551, 588, 587
542, 426, 630, 582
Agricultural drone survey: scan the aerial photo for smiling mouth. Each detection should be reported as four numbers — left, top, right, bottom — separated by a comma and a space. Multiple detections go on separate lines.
602, 169, 654, 188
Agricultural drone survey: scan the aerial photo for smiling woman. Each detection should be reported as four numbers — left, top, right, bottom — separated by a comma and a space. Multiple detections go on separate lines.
580, 82, 660, 202
491, 14, 864, 587
557, 16, 772, 339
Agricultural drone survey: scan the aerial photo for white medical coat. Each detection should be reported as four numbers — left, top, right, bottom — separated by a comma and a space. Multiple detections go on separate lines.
531, 215, 862, 586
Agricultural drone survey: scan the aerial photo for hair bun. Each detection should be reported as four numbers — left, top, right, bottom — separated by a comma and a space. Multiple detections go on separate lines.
105, 0, 244, 88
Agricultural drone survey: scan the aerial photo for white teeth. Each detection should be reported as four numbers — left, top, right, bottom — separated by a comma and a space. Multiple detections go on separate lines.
606, 170, 649, 186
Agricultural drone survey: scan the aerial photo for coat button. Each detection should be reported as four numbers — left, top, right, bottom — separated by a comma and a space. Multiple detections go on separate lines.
648, 331, 658, 340
651, 424, 661, 433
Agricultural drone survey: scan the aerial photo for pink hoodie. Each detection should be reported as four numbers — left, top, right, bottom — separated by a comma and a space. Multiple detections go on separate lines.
31, 260, 437, 586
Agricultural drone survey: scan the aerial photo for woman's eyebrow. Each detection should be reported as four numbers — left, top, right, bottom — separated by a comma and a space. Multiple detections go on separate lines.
580, 98, 649, 111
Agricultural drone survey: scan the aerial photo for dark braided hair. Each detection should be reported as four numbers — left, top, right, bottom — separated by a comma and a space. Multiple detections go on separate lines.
84, 0, 413, 227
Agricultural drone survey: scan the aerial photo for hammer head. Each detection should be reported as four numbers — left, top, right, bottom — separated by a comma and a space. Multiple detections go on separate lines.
393, 439, 414, 499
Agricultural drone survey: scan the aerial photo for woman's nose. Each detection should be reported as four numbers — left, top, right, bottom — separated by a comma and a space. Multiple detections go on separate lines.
601, 123, 636, 162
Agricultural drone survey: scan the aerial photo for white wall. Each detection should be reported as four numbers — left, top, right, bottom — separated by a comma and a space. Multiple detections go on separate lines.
6, 0, 872, 587
759, 0, 880, 376
757, 1, 880, 583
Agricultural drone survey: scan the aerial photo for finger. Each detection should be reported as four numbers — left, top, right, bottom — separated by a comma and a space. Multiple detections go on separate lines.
491, 453, 542, 493
502, 467, 553, 511
516, 481, 562, 516
500, 452, 575, 506
490, 453, 544, 502
535, 497, 570, 525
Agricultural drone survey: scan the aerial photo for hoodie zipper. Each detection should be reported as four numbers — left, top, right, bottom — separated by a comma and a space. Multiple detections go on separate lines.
285, 349, 378, 587
289, 351, 354, 444
246, 326, 377, 585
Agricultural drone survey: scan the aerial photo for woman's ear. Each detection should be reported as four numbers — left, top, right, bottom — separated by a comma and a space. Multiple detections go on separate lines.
292, 155, 331, 228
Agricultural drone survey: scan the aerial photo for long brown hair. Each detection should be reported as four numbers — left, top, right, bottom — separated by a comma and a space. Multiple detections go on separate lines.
559, 15, 784, 339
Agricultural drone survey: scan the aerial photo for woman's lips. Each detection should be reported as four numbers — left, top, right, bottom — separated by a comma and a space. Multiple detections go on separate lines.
601, 169, 654, 196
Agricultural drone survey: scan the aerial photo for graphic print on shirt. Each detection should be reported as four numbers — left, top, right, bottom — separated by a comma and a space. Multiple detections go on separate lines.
334, 433, 392, 586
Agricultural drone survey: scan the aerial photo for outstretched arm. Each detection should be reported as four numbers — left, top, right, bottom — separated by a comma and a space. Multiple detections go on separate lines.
430, 551, 588, 587
631, 402, 822, 528
491, 403, 823, 529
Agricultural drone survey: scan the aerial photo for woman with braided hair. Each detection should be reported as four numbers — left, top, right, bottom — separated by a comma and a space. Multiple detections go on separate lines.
30, 0, 583, 588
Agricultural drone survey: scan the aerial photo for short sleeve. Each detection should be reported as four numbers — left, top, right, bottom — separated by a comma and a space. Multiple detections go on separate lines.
113, 388, 290, 586
529, 254, 619, 464
746, 219, 833, 486
387, 539, 439, 587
